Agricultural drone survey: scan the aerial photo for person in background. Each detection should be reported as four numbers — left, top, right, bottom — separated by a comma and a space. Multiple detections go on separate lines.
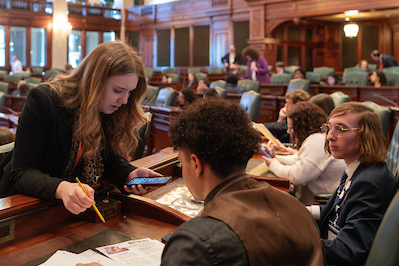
161, 75, 172, 84
11, 55, 23, 74
308, 102, 396, 265
203, 88, 219, 98
275, 61, 289, 74
293, 68, 306, 79
309, 93, 335, 116
221, 44, 242, 72
225, 74, 239, 93
196, 77, 209, 94
186, 72, 197, 87
0, 127, 15, 146
264, 90, 310, 143
65, 64, 74, 75
261, 102, 345, 205
357, 59, 369, 71
76, 98, 325, 266
326, 73, 343, 85
178, 88, 197, 108
0, 41, 160, 210
242, 47, 271, 84
371, 49, 399, 69
370, 70, 388, 87
17, 83, 30, 96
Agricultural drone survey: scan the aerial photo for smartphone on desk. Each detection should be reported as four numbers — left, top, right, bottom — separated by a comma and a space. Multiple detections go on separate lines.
126, 176, 172, 187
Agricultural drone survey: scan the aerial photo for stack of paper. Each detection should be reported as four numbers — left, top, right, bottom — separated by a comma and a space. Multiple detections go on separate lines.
253, 122, 279, 146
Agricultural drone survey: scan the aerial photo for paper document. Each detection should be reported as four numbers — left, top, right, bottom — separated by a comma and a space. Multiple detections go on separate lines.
39, 250, 122, 266
96, 238, 165, 266
253, 122, 279, 146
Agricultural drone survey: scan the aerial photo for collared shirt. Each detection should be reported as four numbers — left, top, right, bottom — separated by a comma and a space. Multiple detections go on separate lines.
229, 52, 236, 65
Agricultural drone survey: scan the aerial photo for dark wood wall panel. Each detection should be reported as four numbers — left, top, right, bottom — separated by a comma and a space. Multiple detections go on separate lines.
193, 25, 209, 66
175, 27, 189, 67
157, 29, 171, 66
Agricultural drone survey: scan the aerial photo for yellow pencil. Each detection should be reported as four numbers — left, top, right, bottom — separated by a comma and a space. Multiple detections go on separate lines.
75, 177, 105, 223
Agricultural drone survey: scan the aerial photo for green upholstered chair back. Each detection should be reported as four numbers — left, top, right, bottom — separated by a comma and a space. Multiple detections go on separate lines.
162, 68, 176, 74
187, 67, 201, 74
155, 87, 176, 107
24, 77, 42, 84
31, 67, 44, 74
210, 80, 226, 89
384, 66, 399, 72
4, 75, 22, 83
237, 79, 260, 92
384, 69, 399, 86
208, 67, 223, 74
45, 69, 61, 79
166, 73, 181, 83
239, 90, 262, 122
362, 101, 391, 137
305, 72, 321, 84
284, 65, 300, 74
271, 73, 292, 85
145, 67, 154, 78
364, 190, 399, 266
0, 91, 5, 110
387, 121, 399, 182
237, 65, 248, 74
313, 66, 334, 79
16, 72, 30, 78
132, 112, 153, 160
268, 65, 273, 72
342, 70, 369, 86
213, 86, 227, 99
330, 91, 349, 107
343, 66, 366, 73
286, 78, 310, 94
0, 81, 9, 95
195, 73, 208, 80
26, 82, 38, 90
368, 63, 377, 72
142, 85, 159, 105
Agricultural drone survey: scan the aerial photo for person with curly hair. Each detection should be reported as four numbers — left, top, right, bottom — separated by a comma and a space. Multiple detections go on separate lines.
0, 41, 160, 213
242, 47, 271, 84
261, 102, 346, 205
178, 88, 197, 108
159, 98, 325, 266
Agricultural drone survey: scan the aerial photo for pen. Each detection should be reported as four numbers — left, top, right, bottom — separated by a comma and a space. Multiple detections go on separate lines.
75, 177, 105, 223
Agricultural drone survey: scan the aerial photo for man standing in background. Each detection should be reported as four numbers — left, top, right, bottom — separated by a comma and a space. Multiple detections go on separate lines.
11, 55, 22, 74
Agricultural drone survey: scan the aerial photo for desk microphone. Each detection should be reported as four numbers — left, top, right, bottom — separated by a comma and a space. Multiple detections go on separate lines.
370, 93, 398, 107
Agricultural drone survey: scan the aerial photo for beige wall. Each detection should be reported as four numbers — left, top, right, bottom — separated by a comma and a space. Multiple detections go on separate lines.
51, 0, 69, 70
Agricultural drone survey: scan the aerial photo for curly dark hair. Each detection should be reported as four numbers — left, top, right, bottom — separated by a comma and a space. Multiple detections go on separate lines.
287, 101, 327, 148
180, 88, 197, 105
170, 98, 261, 178
242, 47, 260, 60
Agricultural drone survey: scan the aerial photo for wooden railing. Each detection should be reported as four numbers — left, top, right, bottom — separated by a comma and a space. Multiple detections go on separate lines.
0, 0, 52, 14
68, 3, 121, 20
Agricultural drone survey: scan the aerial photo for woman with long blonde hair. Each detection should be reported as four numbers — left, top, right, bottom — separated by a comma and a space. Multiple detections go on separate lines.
0, 41, 160, 215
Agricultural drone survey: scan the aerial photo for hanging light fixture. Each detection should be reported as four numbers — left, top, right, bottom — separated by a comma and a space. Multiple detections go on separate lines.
343, 10, 359, 38
343, 23, 359, 38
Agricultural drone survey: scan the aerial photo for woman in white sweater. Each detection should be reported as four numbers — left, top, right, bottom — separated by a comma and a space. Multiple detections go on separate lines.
261, 102, 346, 205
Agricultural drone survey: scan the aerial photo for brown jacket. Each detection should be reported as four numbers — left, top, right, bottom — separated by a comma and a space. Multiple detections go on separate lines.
202, 176, 325, 266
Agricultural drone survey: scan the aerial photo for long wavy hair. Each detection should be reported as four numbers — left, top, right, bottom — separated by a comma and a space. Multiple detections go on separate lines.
47, 41, 147, 160
287, 101, 327, 148
324, 102, 387, 165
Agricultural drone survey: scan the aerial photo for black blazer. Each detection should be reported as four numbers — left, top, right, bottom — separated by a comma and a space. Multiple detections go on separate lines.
0, 85, 136, 200
221, 52, 243, 66
381, 54, 399, 68
319, 162, 396, 266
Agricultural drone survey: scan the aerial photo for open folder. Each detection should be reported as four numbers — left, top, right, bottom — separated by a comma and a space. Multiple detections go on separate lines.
253, 122, 279, 146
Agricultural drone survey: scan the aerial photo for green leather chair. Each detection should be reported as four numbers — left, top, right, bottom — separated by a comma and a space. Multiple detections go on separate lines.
132, 112, 153, 160
286, 78, 310, 94
237, 65, 248, 74
141, 85, 159, 105
155, 87, 176, 107
0, 91, 5, 111
195, 73, 208, 80
384, 69, 399, 86
237, 79, 260, 92
213, 86, 227, 99
343, 66, 366, 73
4, 75, 22, 83
313, 66, 334, 79
31, 67, 44, 74
166, 73, 181, 83
25, 77, 42, 84
330, 91, 349, 107
26, 82, 38, 90
342, 70, 369, 86
239, 90, 262, 122
45, 69, 61, 79
0, 81, 9, 95
187, 67, 201, 74
364, 190, 399, 266
162, 68, 176, 74
271, 73, 291, 85
145, 67, 154, 78
368, 63, 377, 72
284, 65, 300, 75
15, 72, 30, 78
210, 80, 226, 89
384, 66, 399, 72
305, 72, 321, 84
362, 101, 391, 137
208, 67, 223, 74
386, 121, 399, 182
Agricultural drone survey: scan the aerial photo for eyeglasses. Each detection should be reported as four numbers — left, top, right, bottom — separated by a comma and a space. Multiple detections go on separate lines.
320, 123, 359, 138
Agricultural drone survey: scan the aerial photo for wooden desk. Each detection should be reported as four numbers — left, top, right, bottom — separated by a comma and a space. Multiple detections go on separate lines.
4, 95, 26, 115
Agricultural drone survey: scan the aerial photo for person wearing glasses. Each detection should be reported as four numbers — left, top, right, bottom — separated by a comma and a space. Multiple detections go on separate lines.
260, 102, 346, 205
308, 102, 396, 266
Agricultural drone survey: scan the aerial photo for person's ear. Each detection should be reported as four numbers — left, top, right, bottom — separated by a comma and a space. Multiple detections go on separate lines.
190, 154, 203, 177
